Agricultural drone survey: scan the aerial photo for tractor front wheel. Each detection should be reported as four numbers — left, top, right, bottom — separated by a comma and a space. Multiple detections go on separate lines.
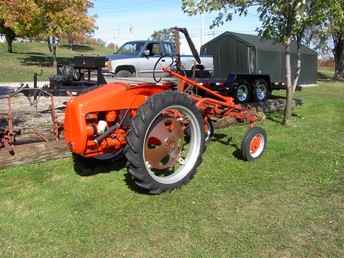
125, 91, 205, 194
241, 127, 267, 161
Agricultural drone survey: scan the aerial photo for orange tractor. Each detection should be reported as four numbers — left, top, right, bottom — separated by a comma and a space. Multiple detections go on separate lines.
64, 28, 267, 194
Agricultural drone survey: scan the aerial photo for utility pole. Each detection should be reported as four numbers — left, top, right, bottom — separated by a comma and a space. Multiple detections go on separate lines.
200, 14, 205, 47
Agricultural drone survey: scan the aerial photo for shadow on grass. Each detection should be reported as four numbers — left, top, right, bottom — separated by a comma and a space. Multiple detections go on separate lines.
266, 112, 284, 124
318, 71, 336, 82
212, 133, 244, 160
15, 51, 46, 56
73, 154, 126, 177
266, 111, 304, 124
61, 44, 94, 52
20, 55, 73, 67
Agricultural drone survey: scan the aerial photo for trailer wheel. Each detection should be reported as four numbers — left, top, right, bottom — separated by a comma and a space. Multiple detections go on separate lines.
241, 127, 267, 161
125, 91, 205, 194
234, 81, 251, 103
253, 80, 270, 102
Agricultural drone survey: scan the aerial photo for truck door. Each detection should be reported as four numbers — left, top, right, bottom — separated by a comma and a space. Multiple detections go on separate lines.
139, 42, 162, 76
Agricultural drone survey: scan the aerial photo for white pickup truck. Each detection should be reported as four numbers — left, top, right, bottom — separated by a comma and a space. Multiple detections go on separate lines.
105, 40, 214, 77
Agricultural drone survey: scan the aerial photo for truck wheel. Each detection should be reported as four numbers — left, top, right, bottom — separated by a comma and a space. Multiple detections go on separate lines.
253, 80, 270, 102
116, 69, 134, 77
241, 127, 267, 161
125, 91, 205, 194
234, 81, 251, 103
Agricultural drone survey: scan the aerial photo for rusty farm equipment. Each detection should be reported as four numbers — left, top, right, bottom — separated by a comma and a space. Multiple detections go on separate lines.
63, 27, 268, 194
0, 87, 62, 156
0, 56, 107, 157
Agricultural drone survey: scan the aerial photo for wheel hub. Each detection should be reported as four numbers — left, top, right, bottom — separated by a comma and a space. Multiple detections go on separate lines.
237, 85, 249, 102
250, 134, 263, 155
256, 84, 267, 100
144, 116, 185, 170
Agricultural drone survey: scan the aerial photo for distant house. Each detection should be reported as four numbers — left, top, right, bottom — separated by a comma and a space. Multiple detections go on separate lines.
201, 32, 318, 85
0, 35, 5, 43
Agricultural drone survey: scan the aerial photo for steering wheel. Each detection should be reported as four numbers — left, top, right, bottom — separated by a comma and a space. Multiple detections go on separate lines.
153, 55, 175, 83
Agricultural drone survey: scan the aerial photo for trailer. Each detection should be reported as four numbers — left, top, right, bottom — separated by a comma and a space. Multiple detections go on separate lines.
200, 31, 317, 103
45, 56, 107, 96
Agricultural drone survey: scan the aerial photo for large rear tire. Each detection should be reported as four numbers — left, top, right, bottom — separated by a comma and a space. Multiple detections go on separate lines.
125, 91, 205, 194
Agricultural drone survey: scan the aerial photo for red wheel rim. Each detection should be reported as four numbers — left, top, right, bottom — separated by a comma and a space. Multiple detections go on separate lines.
249, 134, 264, 157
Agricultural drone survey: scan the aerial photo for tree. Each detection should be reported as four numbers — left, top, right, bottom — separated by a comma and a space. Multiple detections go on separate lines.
182, 0, 325, 125
34, 0, 95, 66
151, 28, 175, 43
0, 0, 40, 53
107, 42, 118, 51
306, 1, 344, 79
0, 0, 95, 66
323, 1, 344, 79
0, 20, 16, 53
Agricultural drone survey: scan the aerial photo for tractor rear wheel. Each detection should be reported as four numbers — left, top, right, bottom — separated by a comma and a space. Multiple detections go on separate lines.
241, 127, 267, 161
125, 91, 205, 194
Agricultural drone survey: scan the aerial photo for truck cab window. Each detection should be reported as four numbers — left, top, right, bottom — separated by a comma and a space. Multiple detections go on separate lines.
146, 43, 161, 56
117, 42, 145, 56
164, 43, 174, 57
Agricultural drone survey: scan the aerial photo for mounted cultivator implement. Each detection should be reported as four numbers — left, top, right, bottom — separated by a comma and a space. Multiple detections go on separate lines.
0, 88, 62, 155
64, 28, 267, 194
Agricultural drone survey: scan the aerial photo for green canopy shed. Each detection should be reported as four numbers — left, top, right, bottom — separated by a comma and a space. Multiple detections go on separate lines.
200, 32, 318, 85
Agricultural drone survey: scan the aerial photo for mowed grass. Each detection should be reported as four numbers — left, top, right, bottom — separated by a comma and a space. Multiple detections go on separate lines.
318, 67, 335, 80
0, 82, 344, 257
0, 42, 112, 82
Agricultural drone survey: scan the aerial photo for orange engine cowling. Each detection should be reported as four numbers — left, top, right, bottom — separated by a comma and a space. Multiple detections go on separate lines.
64, 82, 170, 157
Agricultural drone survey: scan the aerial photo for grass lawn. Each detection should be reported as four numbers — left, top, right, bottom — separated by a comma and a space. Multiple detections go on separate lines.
0, 42, 113, 82
318, 67, 335, 80
0, 82, 344, 257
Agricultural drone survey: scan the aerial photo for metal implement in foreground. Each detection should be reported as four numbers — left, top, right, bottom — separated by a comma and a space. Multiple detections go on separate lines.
64, 27, 268, 194
0, 87, 62, 155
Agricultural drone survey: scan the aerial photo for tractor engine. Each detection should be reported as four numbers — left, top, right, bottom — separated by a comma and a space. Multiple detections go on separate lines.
83, 111, 127, 156
64, 103, 127, 157
63, 83, 132, 158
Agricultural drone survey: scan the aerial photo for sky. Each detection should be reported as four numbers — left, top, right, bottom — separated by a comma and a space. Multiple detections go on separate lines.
89, 0, 261, 54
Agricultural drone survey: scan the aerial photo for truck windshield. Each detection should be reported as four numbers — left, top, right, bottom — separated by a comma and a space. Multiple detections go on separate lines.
116, 42, 145, 56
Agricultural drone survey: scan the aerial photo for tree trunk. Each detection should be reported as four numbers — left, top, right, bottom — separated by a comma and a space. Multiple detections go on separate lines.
283, 38, 293, 126
47, 38, 53, 53
47, 36, 58, 67
52, 45, 57, 67
292, 36, 302, 92
0, 20, 16, 53
333, 33, 344, 80
5, 34, 14, 53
